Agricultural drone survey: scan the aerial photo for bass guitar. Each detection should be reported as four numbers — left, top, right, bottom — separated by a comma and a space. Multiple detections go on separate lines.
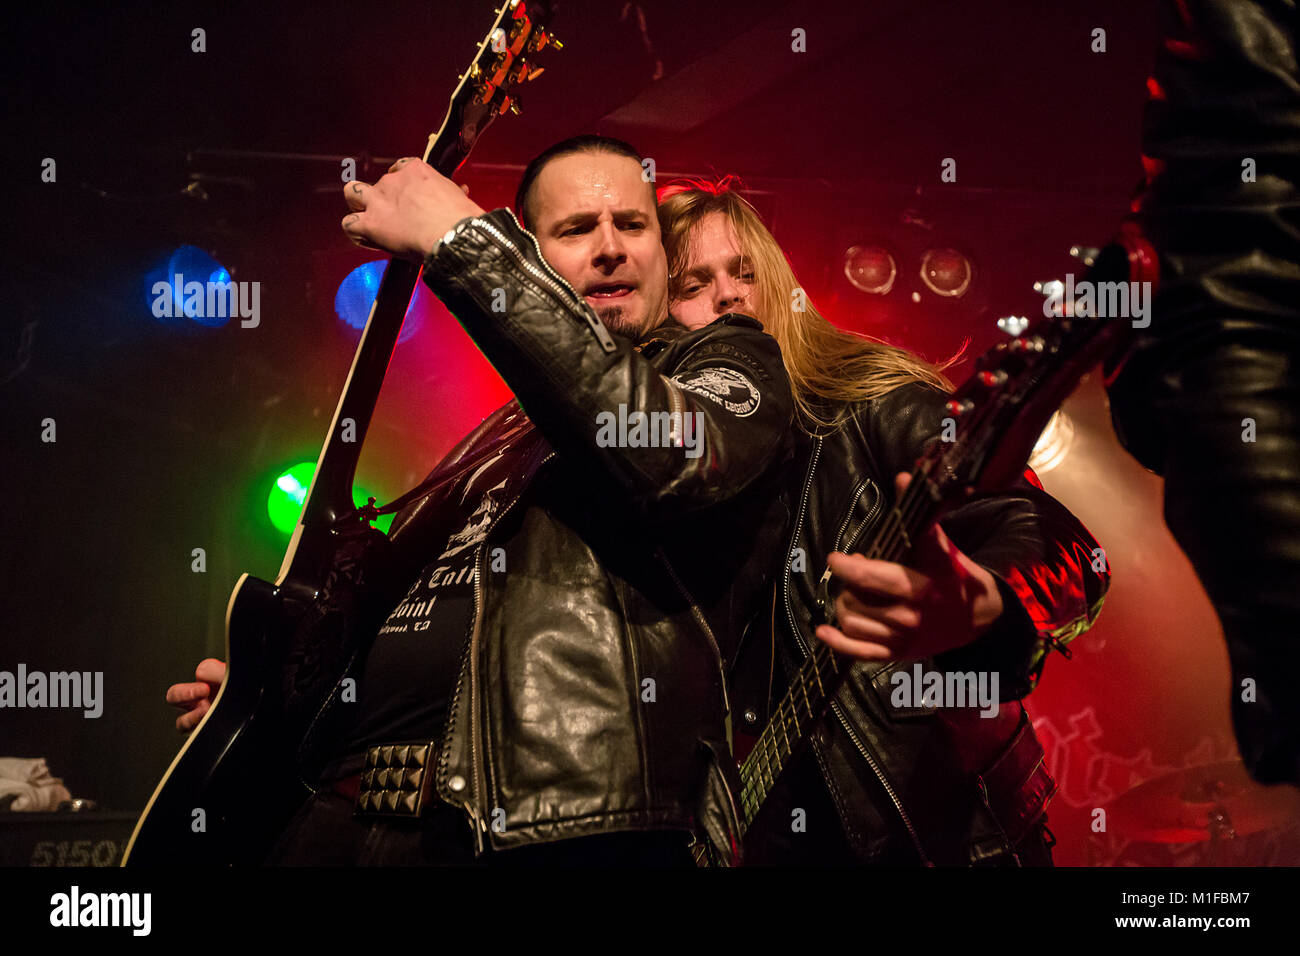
732, 229, 1157, 843
122, 0, 559, 866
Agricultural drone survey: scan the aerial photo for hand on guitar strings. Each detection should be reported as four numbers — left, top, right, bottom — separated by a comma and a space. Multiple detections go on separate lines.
341, 157, 484, 262
814, 473, 1007, 662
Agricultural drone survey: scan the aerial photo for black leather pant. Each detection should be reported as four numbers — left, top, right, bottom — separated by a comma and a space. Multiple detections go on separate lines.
1105, 0, 1300, 787
1110, 339, 1300, 786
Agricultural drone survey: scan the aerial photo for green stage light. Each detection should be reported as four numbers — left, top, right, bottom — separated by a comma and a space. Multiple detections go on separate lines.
268, 462, 393, 536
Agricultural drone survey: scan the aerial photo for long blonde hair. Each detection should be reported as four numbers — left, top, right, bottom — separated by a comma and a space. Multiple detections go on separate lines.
658, 178, 955, 433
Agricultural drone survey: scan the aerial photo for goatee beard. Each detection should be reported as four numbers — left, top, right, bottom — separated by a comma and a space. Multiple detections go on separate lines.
596, 305, 637, 336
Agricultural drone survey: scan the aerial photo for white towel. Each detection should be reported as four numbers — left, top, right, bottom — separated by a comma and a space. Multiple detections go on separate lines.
0, 757, 73, 811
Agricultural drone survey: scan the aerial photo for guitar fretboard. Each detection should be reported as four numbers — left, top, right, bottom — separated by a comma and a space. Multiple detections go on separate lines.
737, 464, 944, 832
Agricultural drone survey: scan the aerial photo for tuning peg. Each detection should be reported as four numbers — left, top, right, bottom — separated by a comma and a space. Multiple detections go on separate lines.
528, 28, 563, 53
526, 65, 545, 81
509, 98, 522, 115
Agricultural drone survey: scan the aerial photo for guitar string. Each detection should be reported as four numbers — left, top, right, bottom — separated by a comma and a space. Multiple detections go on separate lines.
740, 462, 942, 808
742, 376, 1011, 808
739, 335, 1088, 817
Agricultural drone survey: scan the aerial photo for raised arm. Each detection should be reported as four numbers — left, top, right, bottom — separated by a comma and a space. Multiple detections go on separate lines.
420, 209, 794, 516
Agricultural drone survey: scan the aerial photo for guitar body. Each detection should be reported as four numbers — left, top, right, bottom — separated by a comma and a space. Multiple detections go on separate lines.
121, 0, 559, 866
125, 574, 310, 865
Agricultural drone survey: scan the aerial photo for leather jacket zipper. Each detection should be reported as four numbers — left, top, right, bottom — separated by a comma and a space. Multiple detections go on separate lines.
817, 477, 880, 614
468, 216, 618, 353
440, 611, 481, 844
452, 446, 557, 853
784, 440, 929, 863
834, 479, 869, 547
466, 533, 489, 851
830, 695, 932, 865
815, 477, 868, 601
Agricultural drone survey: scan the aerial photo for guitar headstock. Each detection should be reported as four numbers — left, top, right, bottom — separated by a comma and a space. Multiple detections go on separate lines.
915, 231, 1156, 500
425, 0, 560, 174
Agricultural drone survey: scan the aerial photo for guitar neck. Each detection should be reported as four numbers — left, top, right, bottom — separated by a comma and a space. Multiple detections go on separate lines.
737, 466, 944, 833
297, 121, 475, 530
275, 0, 561, 585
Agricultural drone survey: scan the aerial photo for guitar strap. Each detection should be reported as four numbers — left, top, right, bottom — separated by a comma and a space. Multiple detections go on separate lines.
335, 323, 675, 532
330, 416, 539, 530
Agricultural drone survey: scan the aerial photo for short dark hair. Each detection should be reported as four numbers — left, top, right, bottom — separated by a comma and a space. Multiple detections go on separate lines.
514, 134, 649, 231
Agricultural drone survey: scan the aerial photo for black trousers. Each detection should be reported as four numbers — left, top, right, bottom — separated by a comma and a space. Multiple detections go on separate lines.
265, 782, 1055, 867
1111, 340, 1300, 786
1106, 0, 1300, 787
264, 785, 698, 866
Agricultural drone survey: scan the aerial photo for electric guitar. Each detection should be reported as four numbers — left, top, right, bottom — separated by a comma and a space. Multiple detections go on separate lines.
732, 229, 1158, 841
122, 0, 559, 866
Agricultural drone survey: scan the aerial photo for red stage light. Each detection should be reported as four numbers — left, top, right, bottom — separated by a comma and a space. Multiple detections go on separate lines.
843, 244, 897, 295
919, 247, 972, 298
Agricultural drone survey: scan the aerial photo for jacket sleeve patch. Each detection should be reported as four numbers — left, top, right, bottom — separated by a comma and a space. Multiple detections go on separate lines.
670, 367, 762, 418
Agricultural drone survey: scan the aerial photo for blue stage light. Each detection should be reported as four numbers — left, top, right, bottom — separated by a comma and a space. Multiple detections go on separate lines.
334, 260, 425, 343
144, 245, 234, 328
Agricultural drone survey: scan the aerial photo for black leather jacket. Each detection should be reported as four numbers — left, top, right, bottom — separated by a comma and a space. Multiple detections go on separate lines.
292, 208, 792, 861
732, 383, 1109, 865
1106, 0, 1300, 472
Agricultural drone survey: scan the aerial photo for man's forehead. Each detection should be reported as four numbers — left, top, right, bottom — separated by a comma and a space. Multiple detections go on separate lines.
687, 214, 745, 261
533, 152, 655, 219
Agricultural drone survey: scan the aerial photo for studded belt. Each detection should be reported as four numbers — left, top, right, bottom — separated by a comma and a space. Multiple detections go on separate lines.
346, 742, 439, 817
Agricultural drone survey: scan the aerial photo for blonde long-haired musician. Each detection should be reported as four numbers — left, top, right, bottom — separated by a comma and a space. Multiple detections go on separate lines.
659, 179, 951, 431
657, 177, 1109, 865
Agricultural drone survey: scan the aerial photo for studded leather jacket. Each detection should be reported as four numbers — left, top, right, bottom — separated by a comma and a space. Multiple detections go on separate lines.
292, 208, 793, 862
732, 383, 1109, 865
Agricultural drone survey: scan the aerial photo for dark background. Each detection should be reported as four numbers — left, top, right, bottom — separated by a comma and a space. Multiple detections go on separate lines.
7, 0, 1278, 865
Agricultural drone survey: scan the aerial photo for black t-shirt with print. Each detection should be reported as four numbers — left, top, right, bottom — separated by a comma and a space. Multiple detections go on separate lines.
337, 550, 478, 754
335, 463, 509, 759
